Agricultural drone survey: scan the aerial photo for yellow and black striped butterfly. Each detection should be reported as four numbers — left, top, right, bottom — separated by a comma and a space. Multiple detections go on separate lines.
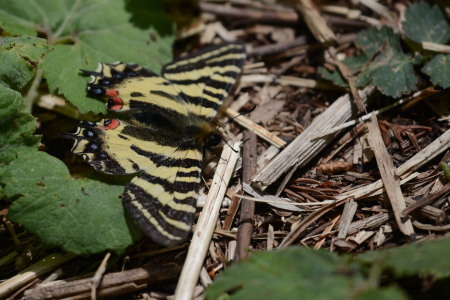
66, 42, 246, 246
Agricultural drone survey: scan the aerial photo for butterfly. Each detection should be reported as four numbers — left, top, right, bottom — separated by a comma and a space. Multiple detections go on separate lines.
65, 42, 246, 246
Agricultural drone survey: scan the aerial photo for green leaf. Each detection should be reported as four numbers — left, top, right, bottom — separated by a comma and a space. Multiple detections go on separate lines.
4, 151, 141, 255
0, 0, 38, 36
357, 53, 418, 98
207, 238, 450, 299
0, 0, 174, 114
0, 36, 49, 90
403, 2, 450, 44
318, 66, 348, 87
354, 27, 418, 98
206, 248, 372, 300
359, 237, 450, 280
422, 54, 450, 88
355, 27, 403, 58
0, 86, 40, 165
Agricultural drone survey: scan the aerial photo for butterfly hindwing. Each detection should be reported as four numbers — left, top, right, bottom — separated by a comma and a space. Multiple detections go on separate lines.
68, 42, 245, 246
123, 146, 202, 246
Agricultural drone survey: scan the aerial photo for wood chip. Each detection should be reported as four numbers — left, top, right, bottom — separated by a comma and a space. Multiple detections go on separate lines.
252, 86, 375, 190
366, 114, 414, 236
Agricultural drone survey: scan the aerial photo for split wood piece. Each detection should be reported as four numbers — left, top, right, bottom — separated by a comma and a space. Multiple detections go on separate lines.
422, 41, 450, 53
222, 190, 243, 231
199, 2, 298, 24
338, 128, 450, 222
0, 253, 75, 299
356, 0, 394, 20
235, 131, 257, 261
249, 36, 307, 56
366, 114, 414, 236
403, 183, 450, 216
320, 5, 362, 19
314, 215, 340, 249
279, 198, 348, 248
277, 75, 339, 90
396, 128, 450, 178
313, 88, 439, 139
338, 173, 445, 223
347, 213, 391, 236
404, 198, 445, 223
321, 123, 366, 164
337, 198, 358, 238
23, 264, 181, 300
257, 145, 280, 171
174, 140, 241, 300
239, 74, 338, 91
252, 86, 375, 191
224, 107, 286, 148
295, 0, 336, 43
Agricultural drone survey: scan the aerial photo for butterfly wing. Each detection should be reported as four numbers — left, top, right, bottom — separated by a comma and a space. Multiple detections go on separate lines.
123, 145, 202, 246
69, 42, 245, 246
162, 42, 246, 122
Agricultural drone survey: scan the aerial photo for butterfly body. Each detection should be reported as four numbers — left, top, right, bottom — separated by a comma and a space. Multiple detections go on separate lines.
67, 43, 245, 246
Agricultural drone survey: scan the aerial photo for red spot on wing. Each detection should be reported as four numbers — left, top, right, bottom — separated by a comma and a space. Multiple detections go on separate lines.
106, 89, 119, 97
109, 96, 123, 111
105, 89, 123, 111
98, 119, 120, 131
105, 119, 120, 130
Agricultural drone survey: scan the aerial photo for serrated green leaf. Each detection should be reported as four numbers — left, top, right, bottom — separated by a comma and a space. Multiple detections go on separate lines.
403, 2, 450, 44
0, 0, 174, 114
359, 237, 450, 280
355, 27, 403, 58
318, 66, 348, 87
206, 248, 370, 300
357, 53, 418, 98
4, 151, 141, 255
353, 27, 418, 98
0, 36, 49, 90
422, 54, 450, 88
0, 86, 40, 165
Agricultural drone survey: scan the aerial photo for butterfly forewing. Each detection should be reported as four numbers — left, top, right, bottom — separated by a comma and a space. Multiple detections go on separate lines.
68, 42, 245, 246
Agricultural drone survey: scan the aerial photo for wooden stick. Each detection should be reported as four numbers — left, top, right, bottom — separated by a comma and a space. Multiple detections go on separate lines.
279, 198, 348, 248
0, 253, 75, 299
396, 128, 450, 178
347, 213, 391, 236
366, 114, 414, 235
249, 36, 307, 56
296, 0, 336, 43
235, 131, 257, 261
252, 86, 375, 190
403, 183, 450, 216
313, 88, 438, 139
422, 41, 450, 53
224, 107, 286, 148
337, 198, 358, 238
174, 140, 241, 300
23, 264, 181, 300
91, 252, 111, 300
199, 2, 298, 24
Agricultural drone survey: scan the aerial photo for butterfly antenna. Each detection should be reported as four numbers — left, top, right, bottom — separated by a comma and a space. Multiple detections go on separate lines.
223, 138, 239, 153
217, 105, 256, 129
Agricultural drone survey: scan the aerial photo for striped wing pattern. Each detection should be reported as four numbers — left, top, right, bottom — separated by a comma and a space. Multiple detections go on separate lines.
68, 42, 245, 246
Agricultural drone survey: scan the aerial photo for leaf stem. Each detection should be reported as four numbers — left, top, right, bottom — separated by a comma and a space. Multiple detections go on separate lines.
24, 68, 44, 112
